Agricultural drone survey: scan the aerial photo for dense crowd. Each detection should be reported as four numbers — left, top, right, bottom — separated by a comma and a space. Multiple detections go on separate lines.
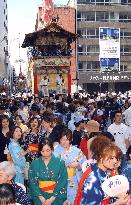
0, 92, 130, 205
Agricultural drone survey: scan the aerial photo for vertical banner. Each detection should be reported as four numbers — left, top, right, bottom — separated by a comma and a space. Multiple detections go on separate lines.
99, 27, 120, 72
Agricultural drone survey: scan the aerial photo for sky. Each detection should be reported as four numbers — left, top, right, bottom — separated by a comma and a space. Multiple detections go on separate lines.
8, 0, 69, 74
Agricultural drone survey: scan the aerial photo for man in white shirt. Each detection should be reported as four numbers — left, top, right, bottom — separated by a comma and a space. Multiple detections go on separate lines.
108, 110, 130, 155
40, 76, 49, 97
56, 74, 64, 94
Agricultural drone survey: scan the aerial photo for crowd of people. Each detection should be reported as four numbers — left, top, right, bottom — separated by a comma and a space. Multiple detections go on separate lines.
0, 92, 130, 205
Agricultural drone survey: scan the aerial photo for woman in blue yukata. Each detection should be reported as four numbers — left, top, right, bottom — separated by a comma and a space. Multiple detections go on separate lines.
53, 128, 86, 205
8, 126, 26, 185
75, 137, 130, 205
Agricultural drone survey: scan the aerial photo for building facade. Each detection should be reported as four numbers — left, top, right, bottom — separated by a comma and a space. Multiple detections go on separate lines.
77, 0, 131, 93
0, 0, 8, 78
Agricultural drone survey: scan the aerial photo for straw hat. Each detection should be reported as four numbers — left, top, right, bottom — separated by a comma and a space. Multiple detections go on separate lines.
86, 120, 100, 133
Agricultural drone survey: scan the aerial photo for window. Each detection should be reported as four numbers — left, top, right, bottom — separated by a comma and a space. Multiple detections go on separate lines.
92, 61, 100, 70
77, 12, 81, 21
120, 29, 131, 39
86, 62, 91, 70
121, 45, 131, 55
78, 62, 83, 70
78, 61, 100, 71
77, 29, 81, 36
96, 12, 105, 21
119, 12, 131, 22
81, 12, 95, 21
80, 28, 99, 38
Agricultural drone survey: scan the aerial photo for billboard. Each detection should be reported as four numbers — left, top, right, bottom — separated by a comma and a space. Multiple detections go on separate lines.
99, 27, 120, 72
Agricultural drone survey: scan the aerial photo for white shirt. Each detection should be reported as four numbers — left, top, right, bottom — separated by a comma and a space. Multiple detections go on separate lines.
123, 106, 131, 127
40, 79, 48, 86
56, 77, 63, 85
108, 122, 130, 154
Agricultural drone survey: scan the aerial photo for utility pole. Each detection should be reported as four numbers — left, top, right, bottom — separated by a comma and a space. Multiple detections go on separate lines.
19, 32, 22, 73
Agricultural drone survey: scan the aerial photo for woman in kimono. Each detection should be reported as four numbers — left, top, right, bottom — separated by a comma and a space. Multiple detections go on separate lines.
75, 139, 130, 205
22, 117, 43, 164
0, 115, 11, 162
8, 126, 26, 185
28, 138, 68, 205
53, 128, 86, 205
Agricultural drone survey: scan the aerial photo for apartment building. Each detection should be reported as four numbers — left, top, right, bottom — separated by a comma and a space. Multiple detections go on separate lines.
77, 0, 131, 93
0, 0, 8, 78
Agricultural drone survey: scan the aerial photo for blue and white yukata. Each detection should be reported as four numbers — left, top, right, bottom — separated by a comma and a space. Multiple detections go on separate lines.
81, 164, 111, 205
54, 144, 86, 205
9, 139, 26, 184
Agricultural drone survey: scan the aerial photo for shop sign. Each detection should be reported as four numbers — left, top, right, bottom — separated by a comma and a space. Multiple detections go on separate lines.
79, 72, 131, 83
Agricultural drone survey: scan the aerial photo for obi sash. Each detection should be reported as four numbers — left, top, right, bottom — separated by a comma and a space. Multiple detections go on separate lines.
28, 143, 39, 152
38, 180, 57, 193
101, 198, 110, 205
67, 167, 76, 178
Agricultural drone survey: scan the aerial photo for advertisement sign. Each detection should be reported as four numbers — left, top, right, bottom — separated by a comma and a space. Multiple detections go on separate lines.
99, 27, 120, 72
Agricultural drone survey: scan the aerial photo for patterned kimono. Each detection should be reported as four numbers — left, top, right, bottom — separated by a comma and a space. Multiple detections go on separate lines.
121, 160, 131, 194
9, 139, 26, 184
28, 155, 68, 205
22, 130, 44, 163
53, 144, 86, 205
81, 164, 111, 205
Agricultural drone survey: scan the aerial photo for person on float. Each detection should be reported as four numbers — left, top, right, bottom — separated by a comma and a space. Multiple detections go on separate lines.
40, 75, 49, 97
56, 73, 64, 95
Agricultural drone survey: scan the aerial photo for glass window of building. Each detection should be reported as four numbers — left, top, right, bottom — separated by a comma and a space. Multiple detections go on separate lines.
119, 12, 131, 22
92, 61, 100, 70
78, 62, 83, 70
77, 11, 81, 21
96, 12, 105, 21
81, 12, 95, 21
121, 29, 131, 39
121, 0, 131, 5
